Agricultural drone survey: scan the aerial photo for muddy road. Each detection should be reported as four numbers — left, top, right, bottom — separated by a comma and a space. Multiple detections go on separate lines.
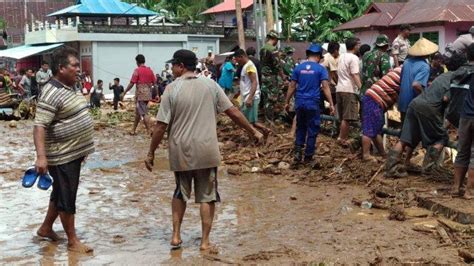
0, 120, 469, 264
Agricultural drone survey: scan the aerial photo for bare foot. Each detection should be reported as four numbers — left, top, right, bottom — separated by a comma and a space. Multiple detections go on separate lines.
362, 155, 378, 163
450, 188, 461, 197
68, 241, 93, 254
170, 236, 182, 249
336, 138, 349, 148
200, 243, 218, 254
37, 228, 61, 241
462, 192, 473, 200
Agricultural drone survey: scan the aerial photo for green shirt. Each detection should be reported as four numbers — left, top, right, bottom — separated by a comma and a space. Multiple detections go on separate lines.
260, 44, 280, 75
361, 49, 390, 95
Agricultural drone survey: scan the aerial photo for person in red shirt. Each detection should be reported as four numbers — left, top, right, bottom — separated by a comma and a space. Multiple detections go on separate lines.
82, 71, 93, 94
124, 54, 157, 135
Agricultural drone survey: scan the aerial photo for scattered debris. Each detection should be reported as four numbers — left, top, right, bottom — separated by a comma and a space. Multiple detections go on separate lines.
388, 206, 406, 221
242, 246, 300, 262
458, 249, 474, 263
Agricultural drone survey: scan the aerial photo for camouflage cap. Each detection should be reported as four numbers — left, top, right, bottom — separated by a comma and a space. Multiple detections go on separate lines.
266, 30, 281, 40
283, 46, 295, 54
375, 34, 389, 47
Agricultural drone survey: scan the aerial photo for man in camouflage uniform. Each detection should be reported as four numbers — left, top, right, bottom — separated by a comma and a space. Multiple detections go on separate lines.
280, 46, 296, 119
260, 30, 284, 122
361, 35, 391, 96
282, 46, 296, 76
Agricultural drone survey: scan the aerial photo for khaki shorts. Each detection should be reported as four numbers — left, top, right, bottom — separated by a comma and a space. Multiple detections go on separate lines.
336, 92, 359, 121
173, 168, 220, 203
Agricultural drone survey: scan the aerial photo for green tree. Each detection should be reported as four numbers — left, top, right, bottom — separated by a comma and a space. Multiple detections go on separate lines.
279, 0, 372, 42
123, 0, 221, 22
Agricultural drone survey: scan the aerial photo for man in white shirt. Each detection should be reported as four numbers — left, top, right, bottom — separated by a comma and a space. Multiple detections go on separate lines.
336, 37, 362, 147
36, 61, 52, 93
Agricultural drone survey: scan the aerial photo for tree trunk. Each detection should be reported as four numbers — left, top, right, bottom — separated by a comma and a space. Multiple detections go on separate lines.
235, 0, 246, 49
265, 0, 274, 32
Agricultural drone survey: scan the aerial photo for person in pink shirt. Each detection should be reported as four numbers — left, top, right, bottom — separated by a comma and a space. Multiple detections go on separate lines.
124, 54, 157, 135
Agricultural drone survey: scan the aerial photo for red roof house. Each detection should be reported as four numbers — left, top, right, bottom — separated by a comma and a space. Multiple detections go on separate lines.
334, 0, 474, 52
202, 0, 254, 28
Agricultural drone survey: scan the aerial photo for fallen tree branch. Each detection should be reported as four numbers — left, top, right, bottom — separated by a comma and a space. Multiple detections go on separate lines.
367, 165, 384, 187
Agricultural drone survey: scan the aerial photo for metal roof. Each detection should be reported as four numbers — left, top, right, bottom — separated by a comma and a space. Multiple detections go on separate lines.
0, 43, 64, 60
389, 0, 474, 25
334, 0, 474, 32
48, 0, 157, 18
202, 0, 253, 15
334, 2, 404, 31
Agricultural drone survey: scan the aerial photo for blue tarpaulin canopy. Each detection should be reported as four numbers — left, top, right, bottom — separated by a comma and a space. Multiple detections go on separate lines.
0, 43, 64, 60
48, 0, 157, 18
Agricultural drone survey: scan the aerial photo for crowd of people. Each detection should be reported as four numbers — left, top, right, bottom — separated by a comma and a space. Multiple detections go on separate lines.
26, 24, 474, 254
0, 62, 52, 100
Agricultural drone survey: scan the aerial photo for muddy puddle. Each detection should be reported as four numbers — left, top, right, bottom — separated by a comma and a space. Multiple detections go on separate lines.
0, 121, 467, 264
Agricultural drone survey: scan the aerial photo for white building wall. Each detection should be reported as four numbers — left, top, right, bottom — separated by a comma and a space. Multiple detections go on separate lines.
93, 42, 140, 88
187, 37, 219, 59
356, 30, 380, 48
142, 42, 184, 75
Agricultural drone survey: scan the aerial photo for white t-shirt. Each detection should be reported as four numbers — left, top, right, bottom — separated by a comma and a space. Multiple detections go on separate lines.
336, 52, 360, 94
90, 86, 103, 94
240, 60, 260, 101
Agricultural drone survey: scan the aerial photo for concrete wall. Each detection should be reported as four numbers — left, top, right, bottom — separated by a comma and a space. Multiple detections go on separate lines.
353, 22, 473, 53
444, 22, 473, 45
91, 37, 218, 95
186, 36, 220, 59
355, 30, 380, 47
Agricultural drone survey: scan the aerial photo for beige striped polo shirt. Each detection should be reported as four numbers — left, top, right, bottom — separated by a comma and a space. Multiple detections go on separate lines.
34, 79, 95, 165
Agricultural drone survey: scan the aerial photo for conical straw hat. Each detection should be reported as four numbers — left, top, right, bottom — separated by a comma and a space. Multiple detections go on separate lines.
408, 37, 439, 57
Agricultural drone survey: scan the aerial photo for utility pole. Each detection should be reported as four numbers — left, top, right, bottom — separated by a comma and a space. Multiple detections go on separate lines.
235, 0, 245, 49
274, 0, 280, 48
253, 0, 260, 55
265, 0, 274, 32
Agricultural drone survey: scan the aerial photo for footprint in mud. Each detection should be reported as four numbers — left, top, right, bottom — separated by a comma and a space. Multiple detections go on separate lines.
112, 235, 126, 244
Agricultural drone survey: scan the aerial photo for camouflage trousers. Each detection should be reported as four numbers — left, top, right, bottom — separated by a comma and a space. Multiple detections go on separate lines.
261, 74, 284, 122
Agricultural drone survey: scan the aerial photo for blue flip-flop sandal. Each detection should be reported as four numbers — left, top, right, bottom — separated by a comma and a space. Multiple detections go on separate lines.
37, 173, 53, 190
22, 167, 39, 188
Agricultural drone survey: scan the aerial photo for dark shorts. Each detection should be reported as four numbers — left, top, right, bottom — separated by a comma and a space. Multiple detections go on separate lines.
173, 168, 220, 203
454, 117, 474, 169
49, 157, 84, 214
336, 92, 359, 121
136, 101, 149, 118
362, 96, 384, 138
400, 106, 448, 149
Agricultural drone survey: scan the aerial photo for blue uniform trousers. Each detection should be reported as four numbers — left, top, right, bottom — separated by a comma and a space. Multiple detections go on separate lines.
295, 106, 321, 157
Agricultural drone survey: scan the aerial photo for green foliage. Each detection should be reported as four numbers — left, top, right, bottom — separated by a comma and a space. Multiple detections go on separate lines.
122, 0, 220, 22
279, 0, 372, 42
0, 17, 6, 30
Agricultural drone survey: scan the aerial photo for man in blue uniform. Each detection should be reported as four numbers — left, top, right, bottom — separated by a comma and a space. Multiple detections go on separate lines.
285, 43, 335, 166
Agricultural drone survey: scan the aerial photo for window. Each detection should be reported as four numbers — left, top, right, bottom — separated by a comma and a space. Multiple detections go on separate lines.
408, 31, 439, 45
408, 33, 420, 45
422, 31, 439, 45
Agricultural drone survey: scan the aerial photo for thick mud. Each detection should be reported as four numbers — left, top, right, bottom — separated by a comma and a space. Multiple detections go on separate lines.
0, 120, 470, 264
